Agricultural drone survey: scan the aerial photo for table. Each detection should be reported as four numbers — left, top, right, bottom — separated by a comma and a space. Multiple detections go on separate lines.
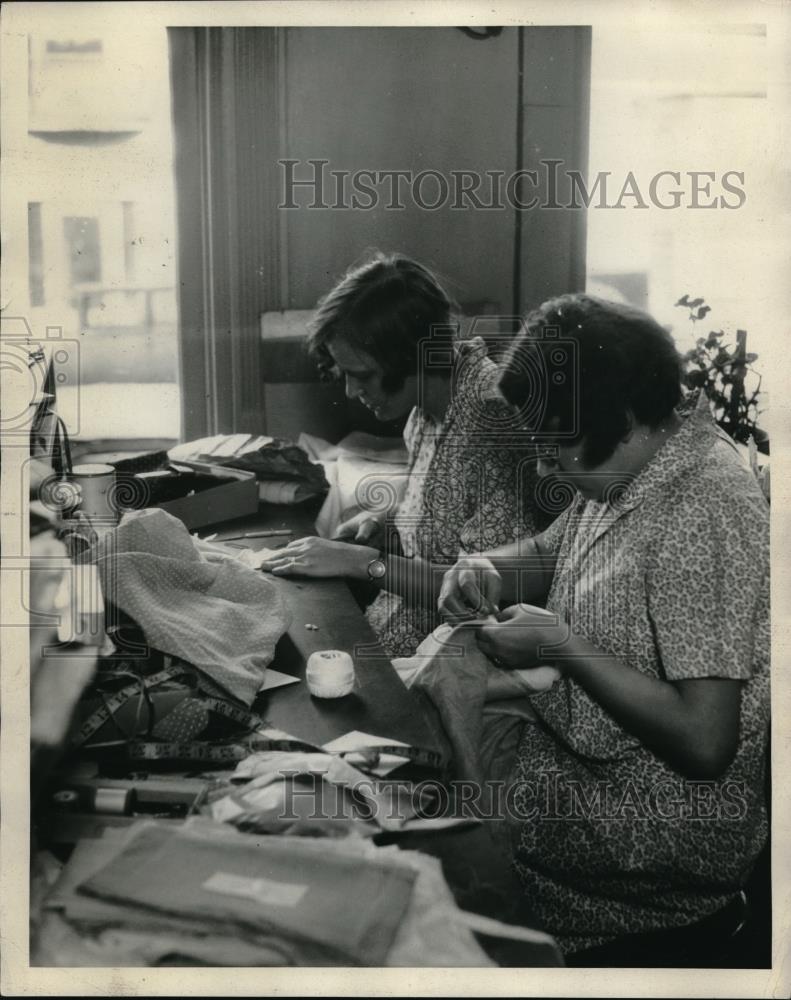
205, 500, 444, 753
36, 501, 562, 967
210, 503, 562, 967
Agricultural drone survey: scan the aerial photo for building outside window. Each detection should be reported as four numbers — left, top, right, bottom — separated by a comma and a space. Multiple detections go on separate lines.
13, 21, 181, 451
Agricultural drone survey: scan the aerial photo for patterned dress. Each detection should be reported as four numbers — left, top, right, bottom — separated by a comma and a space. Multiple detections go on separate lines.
366, 337, 545, 657
504, 392, 770, 953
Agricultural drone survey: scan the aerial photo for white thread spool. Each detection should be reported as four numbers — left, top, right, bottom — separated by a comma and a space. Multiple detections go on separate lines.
92, 787, 133, 815
306, 650, 355, 698
69, 463, 117, 523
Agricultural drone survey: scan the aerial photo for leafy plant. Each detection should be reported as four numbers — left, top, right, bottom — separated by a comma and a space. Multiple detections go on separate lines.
676, 295, 768, 454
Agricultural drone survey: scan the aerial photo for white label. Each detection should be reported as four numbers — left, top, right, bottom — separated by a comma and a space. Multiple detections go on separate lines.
202, 871, 307, 907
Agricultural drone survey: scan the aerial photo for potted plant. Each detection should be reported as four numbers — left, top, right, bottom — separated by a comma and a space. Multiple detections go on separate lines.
676, 295, 769, 499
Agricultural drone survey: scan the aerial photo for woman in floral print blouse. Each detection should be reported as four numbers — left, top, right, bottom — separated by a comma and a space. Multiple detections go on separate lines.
439, 293, 770, 966
259, 252, 546, 657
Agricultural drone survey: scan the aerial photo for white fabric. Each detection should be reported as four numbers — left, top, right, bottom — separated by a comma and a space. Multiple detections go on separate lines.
393, 622, 561, 697
299, 431, 409, 538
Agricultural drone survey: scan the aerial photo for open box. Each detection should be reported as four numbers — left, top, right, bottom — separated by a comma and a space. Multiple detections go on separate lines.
131, 460, 259, 530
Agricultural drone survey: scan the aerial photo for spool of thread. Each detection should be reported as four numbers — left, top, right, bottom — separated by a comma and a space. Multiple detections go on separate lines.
306, 649, 355, 698
69, 463, 117, 523
52, 789, 81, 811
92, 787, 134, 815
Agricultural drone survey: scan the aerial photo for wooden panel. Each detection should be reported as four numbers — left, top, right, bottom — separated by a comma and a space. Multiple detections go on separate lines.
523, 26, 582, 107
521, 105, 580, 309
170, 27, 591, 435
519, 26, 591, 313
282, 27, 519, 314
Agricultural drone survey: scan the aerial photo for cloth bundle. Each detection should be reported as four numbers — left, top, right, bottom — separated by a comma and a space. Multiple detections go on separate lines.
209, 743, 469, 837
87, 508, 291, 705
393, 623, 560, 783
36, 818, 499, 966
76, 822, 413, 965
169, 433, 329, 504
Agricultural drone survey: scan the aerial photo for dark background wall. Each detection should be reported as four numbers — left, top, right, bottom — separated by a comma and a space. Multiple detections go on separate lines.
281, 27, 519, 313
170, 26, 590, 441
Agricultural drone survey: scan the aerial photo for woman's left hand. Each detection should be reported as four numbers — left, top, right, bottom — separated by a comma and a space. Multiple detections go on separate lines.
257, 536, 378, 579
477, 603, 568, 670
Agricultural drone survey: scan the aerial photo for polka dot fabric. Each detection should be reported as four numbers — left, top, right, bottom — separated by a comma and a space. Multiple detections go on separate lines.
150, 697, 209, 742
89, 508, 292, 706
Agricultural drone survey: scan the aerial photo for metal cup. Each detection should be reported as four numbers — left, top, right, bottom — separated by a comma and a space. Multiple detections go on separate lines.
69, 463, 117, 524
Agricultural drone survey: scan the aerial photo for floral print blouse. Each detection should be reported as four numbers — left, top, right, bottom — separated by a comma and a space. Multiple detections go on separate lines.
506, 392, 771, 953
366, 337, 546, 657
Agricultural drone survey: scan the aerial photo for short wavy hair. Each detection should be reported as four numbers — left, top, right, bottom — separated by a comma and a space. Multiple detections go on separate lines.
306, 252, 458, 393
499, 293, 683, 467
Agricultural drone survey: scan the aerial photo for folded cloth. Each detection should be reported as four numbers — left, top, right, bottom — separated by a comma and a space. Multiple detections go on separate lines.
77, 822, 415, 966
215, 748, 432, 834
170, 435, 329, 494
41, 819, 497, 967
87, 508, 291, 705
393, 624, 560, 782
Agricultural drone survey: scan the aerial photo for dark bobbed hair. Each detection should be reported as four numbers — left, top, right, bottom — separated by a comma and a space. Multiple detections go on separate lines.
499, 293, 683, 467
306, 252, 458, 393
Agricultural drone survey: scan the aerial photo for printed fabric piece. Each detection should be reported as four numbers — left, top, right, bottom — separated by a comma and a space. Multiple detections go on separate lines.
366, 337, 547, 658
77, 821, 415, 966
506, 391, 771, 953
87, 508, 291, 705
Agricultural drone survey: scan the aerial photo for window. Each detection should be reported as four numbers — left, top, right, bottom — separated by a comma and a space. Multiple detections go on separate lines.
28, 202, 44, 306
586, 25, 769, 353
63, 216, 101, 285
18, 20, 181, 451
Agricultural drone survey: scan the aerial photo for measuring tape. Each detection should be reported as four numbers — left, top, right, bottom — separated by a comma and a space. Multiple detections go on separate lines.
71, 661, 266, 748
125, 736, 445, 771
72, 662, 445, 773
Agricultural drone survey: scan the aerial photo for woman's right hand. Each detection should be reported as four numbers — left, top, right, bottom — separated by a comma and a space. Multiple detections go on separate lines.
438, 555, 502, 621
333, 509, 385, 546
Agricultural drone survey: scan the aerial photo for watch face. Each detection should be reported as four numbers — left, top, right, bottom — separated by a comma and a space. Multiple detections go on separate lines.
368, 557, 387, 580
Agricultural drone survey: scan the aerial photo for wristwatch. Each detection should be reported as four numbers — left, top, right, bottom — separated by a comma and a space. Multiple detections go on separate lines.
366, 554, 387, 581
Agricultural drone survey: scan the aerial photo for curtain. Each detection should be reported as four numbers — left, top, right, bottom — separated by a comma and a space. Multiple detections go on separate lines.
168, 28, 284, 440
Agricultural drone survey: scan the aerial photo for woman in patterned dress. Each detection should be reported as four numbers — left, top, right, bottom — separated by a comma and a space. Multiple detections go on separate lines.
260, 252, 546, 657
439, 294, 770, 965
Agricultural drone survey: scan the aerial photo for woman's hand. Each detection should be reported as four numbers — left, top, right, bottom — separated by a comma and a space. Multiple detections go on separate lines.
333, 509, 386, 546
476, 603, 567, 669
438, 555, 502, 621
257, 536, 379, 580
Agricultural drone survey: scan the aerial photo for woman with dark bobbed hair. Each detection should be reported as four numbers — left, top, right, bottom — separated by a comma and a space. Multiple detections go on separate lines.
260, 252, 545, 656
439, 293, 770, 966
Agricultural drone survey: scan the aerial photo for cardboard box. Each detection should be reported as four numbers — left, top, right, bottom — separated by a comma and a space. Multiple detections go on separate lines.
150, 462, 258, 530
